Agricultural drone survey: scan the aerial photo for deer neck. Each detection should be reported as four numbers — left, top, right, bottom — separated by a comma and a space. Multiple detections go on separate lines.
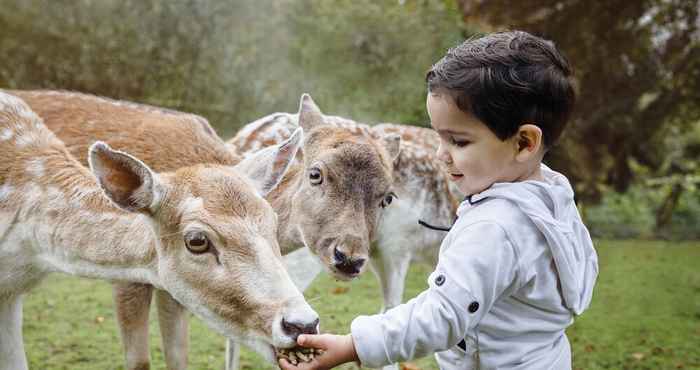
11, 146, 161, 287
265, 163, 305, 255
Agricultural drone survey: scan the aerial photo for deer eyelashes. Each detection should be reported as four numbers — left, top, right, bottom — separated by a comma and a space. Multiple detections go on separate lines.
309, 167, 323, 185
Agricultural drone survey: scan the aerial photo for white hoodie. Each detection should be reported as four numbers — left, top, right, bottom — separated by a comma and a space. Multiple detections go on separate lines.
351, 165, 598, 369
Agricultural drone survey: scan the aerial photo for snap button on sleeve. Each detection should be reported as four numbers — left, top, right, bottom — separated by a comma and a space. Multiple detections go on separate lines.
468, 301, 479, 313
435, 274, 446, 286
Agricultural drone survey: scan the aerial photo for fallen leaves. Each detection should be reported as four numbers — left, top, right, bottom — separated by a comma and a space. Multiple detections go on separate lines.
332, 286, 349, 295
400, 362, 421, 370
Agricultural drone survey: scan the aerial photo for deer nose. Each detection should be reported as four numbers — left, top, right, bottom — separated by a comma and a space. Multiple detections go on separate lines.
281, 317, 320, 341
333, 247, 366, 275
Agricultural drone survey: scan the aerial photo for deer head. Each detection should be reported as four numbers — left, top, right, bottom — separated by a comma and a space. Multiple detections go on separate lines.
85, 129, 316, 359
278, 94, 401, 280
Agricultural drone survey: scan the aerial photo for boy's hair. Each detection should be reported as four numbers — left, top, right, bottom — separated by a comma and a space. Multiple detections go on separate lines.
426, 31, 576, 148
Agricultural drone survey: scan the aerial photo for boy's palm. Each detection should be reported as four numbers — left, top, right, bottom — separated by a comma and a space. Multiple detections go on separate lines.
278, 334, 357, 370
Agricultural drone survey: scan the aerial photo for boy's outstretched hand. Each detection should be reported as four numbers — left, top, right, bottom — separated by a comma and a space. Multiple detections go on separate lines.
278, 333, 358, 370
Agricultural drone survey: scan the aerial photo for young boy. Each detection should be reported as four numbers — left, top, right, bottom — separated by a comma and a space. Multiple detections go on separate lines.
279, 30, 598, 370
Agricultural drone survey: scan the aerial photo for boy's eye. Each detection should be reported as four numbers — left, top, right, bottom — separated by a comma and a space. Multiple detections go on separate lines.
450, 137, 470, 147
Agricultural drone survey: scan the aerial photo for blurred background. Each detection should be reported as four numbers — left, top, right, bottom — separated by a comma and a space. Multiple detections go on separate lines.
2, 0, 699, 239
2, 1, 699, 369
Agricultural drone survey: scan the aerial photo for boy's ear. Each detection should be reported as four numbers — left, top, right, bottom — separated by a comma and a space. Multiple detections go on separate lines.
514, 124, 543, 162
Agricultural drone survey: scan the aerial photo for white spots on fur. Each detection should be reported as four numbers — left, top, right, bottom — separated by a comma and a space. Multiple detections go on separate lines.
0, 128, 13, 141
25, 159, 45, 178
0, 184, 14, 201
44, 186, 66, 208
14, 131, 38, 148
22, 184, 42, 205
63, 90, 207, 125
0, 91, 26, 110
178, 196, 203, 216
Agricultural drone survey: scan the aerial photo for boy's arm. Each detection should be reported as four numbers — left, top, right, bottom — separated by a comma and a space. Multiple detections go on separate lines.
351, 221, 519, 368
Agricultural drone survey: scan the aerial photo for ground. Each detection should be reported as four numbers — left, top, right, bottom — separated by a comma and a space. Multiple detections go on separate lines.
23, 240, 700, 369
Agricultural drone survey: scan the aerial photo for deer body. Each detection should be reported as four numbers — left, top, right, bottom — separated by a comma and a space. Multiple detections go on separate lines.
13, 90, 400, 370
0, 91, 317, 370
229, 114, 458, 370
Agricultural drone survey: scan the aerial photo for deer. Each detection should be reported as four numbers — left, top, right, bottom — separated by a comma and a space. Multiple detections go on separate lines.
228, 113, 460, 370
13, 90, 402, 370
0, 90, 321, 370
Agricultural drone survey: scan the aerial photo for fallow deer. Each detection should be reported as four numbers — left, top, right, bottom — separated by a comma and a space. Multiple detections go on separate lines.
228, 112, 459, 370
0, 91, 317, 370
14, 90, 401, 370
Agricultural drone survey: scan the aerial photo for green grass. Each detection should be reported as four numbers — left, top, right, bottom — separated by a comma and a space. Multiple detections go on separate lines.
22, 240, 700, 369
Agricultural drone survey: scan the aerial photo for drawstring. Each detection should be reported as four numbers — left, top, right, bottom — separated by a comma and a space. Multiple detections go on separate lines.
418, 195, 481, 232
417, 220, 452, 232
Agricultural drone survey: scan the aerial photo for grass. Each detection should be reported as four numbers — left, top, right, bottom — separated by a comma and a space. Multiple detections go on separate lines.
22, 240, 700, 369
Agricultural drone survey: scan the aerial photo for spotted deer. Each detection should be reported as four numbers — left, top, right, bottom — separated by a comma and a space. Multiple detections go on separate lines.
15, 90, 401, 370
0, 91, 319, 370
229, 111, 459, 370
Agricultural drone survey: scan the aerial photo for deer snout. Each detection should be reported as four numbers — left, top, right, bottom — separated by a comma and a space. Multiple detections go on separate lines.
275, 300, 320, 346
282, 317, 320, 341
333, 247, 366, 275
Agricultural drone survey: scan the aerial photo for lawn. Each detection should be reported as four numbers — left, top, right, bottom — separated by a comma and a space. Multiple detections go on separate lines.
22, 240, 700, 369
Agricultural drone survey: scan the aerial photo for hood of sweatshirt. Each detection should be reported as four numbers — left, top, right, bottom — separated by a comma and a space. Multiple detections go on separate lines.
459, 164, 598, 315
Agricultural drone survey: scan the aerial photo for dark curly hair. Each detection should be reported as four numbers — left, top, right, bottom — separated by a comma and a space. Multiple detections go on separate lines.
426, 31, 576, 148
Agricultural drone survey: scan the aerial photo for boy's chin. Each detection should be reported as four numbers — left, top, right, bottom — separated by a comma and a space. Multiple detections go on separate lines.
457, 182, 490, 198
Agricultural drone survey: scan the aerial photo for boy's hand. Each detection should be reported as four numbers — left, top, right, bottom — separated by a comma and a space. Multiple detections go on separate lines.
278, 333, 358, 370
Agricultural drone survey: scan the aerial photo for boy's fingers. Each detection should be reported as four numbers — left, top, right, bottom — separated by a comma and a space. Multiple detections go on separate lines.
278, 358, 292, 370
279, 358, 304, 370
279, 357, 317, 370
297, 334, 330, 349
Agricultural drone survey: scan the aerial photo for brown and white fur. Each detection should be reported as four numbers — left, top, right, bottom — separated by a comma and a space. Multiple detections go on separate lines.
0, 91, 317, 370
229, 112, 459, 370
13, 91, 401, 370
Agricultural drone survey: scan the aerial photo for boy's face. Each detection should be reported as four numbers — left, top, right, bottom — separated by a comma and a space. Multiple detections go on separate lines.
427, 92, 521, 196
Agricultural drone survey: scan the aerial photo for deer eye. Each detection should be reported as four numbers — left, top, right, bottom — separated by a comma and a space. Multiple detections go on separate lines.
309, 167, 323, 185
184, 231, 211, 254
380, 192, 396, 208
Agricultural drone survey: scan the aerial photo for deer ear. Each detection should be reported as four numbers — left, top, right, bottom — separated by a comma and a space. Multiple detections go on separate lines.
297, 93, 324, 132
234, 128, 303, 197
382, 133, 401, 162
88, 141, 164, 213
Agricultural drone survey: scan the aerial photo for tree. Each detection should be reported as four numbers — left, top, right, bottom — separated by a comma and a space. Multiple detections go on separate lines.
457, 0, 700, 202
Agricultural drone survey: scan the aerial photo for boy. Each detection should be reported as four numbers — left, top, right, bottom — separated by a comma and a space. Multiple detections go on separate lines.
280, 30, 598, 370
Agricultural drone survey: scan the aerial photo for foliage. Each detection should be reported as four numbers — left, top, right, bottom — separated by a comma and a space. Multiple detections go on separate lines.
23, 241, 700, 369
286, 0, 466, 125
457, 0, 700, 203
584, 185, 660, 239
0, 0, 466, 137
584, 182, 700, 240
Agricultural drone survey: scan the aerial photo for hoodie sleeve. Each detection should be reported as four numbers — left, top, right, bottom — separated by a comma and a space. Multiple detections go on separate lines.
351, 221, 519, 368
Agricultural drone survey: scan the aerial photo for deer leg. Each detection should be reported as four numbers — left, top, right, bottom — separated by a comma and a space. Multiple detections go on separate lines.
0, 294, 28, 370
113, 282, 153, 370
156, 289, 189, 370
225, 339, 241, 370
370, 245, 413, 313
369, 246, 411, 370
